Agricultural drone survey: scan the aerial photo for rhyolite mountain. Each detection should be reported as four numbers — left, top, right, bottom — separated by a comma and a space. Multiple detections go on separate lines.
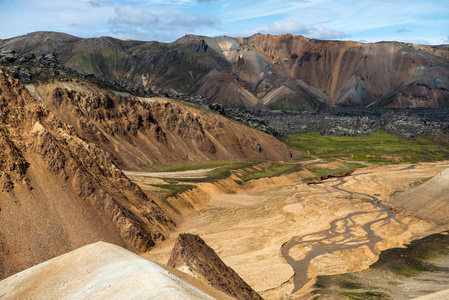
1, 31, 448, 110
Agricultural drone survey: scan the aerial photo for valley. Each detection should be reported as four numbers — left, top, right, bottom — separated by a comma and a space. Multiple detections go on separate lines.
134, 159, 449, 299
1, 31, 449, 300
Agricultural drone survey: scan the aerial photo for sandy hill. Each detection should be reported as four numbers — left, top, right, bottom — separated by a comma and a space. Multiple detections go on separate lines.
392, 167, 449, 224
1, 31, 448, 110
0, 241, 232, 299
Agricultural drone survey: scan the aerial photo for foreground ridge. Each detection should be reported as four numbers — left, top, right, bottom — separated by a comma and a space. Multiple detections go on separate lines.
0, 242, 216, 299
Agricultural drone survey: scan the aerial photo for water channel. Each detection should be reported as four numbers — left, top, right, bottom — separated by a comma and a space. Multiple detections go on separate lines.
282, 173, 408, 292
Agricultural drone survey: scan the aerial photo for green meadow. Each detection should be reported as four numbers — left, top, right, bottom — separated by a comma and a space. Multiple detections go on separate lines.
286, 131, 449, 163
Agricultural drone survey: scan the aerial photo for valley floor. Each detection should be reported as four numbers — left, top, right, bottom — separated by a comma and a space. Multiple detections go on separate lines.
139, 160, 449, 299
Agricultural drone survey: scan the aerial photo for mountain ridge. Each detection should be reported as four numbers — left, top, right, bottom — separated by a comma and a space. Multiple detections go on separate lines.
0, 65, 174, 279
2, 31, 448, 110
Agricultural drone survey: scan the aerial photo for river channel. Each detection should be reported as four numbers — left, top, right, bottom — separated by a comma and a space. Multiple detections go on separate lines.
282, 173, 408, 292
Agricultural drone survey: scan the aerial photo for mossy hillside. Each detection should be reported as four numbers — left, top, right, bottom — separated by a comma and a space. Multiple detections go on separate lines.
371, 231, 449, 277
148, 160, 242, 173
340, 291, 393, 300
57, 37, 229, 92
158, 44, 228, 91
150, 184, 197, 200
267, 81, 328, 111
301, 162, 366, 182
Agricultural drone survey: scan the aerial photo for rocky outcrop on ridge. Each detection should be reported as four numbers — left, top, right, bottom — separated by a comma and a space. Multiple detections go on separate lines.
0, 66, 173, 279
0, 49, 154, 96
168, 233, 263, 300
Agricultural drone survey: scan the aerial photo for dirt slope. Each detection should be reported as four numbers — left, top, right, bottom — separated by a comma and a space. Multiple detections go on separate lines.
0, 66, 173, 279
27, 79, 298, 171
392, 167, 449, 224
0, 241, 229, 299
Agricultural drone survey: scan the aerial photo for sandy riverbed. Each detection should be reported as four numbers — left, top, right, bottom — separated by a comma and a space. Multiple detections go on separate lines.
144, 161, 449, 299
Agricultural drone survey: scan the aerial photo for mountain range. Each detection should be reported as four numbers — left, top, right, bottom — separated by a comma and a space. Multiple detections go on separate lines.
1, 31, 449, 110
2, 31, 449, 299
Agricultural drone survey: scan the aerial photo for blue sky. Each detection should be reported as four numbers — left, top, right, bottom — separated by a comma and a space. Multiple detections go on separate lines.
0, 0, 448, 44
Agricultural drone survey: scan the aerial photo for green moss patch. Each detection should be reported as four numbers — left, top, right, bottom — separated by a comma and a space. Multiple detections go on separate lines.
237, 162, 300, 181
286, 131, 449, 163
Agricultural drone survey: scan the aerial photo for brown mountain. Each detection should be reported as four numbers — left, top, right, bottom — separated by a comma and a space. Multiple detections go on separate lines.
1, 32, 448, 110
0, 62, 297, 280
168, 233, 263, 300
28, 79, 298, 171
204, 34, 449, 109
0, 66, 174, 280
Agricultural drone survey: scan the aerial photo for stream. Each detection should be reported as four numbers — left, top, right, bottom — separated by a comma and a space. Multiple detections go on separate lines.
282, 173, 407, 292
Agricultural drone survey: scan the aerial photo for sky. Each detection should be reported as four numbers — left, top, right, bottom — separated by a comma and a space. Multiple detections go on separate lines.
0, 0, 448, 44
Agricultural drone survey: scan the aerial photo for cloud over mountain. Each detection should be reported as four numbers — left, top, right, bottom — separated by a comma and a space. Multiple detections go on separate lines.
0, 0, 447, 44
256, 20, 348, 39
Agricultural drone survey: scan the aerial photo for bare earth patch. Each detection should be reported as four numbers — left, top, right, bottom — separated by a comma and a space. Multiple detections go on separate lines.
123, 168, 220, 179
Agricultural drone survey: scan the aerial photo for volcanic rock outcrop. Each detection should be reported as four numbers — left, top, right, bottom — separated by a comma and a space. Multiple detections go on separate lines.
168, 233, 263, 300
1, 31, 448, 110
224, 107, 449, 138
0, 66, 173, 279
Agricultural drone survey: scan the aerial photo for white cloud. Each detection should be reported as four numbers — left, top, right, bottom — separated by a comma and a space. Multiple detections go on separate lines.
107, 5, 219, 41
235, 20, 348, 40
266, 20, 306, 35
222, 0, 330, 23
89, 0, 115, 7
307, 24, 347, 39
400, 38, 431, 45
110, 6, 158, 27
